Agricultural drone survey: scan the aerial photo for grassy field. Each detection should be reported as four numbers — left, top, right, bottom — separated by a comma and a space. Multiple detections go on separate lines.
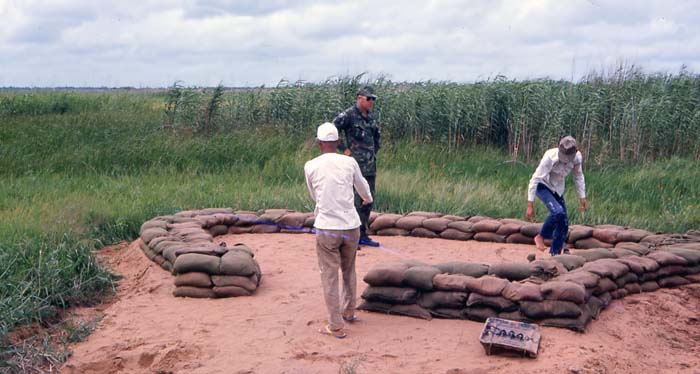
1, 76, 699, 369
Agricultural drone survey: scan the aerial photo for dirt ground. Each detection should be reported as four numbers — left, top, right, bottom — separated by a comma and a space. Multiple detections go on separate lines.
61, 234, 700, 374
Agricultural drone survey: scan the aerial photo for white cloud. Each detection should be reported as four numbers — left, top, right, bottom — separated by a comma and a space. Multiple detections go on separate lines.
0, 0, 698, 87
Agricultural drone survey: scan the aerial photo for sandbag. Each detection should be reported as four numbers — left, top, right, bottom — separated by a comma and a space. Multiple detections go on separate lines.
623, 283, 641, 294
139, 241, 157, 260
402, 266, 441, 290
581, 259, 630, 279
446, 220, 474, 233
659, 247, 700, 266
501, 282, 543, 301
611, 248, 639, 258
594, 277, 618, 294
520, 223, 543, 237
506, 233, 535, 245
640, 234, 672, 245
173, 286, 216, 298
463, 276, 509, 296
592, 228, 621, 244
646, 251, 688, 266
467, 215, 489, 223
615, 242, 652, 256
617, 255, 659, 273
472, 219, 501, 233
277, 212, 309, 229
228, 226, 253, 234
442, 215, 465, 221
173, 253, 221, 274
389, 304, 432, 320
651, 265, 688, 278
473, 232, 506, 243
141, 219, 168, 232
610, 288, 628, 299
258, 209, 289, 223
364, 262, 410, 287
587, 295, 605, 319
519, 300, 582, 319
541, 305, 592, 332
213, 285, 252, 297
488, 263, 534, 281
540, 281, 586, 304
571, 248, 617, 262
432, 274, 473, 292
251, 224, 280, 234
411, 227, 439, 238
466, 293, 517, 312
496, 223, 522, 236
462, 306, 498, 322
556, 270, 600, 288
575, 237, 614, 249
361, 286, 418, 304
357, 300, 392, 313
430, 308, 465, 319
418, 291, 468, 309
219, 250, 258, 276
208, 225, 229, 237
497, 310, 531, 323
234, 213, 260, 226
552, 254, 587, 271
567, 226, 593, 243
376, 228, 410, 236
175, 272, 212, 287
440, 229, 474, 241
614, 272, 639, 288
141, 227, 169, 244
395, 216, 425, 230
640, 281, 660, 292
211, 275, 258, 292
369, 213, 403, 231
684, 274, 700, 282
435, 262, 490, 277
530, 259, 568, 279
407, 211, 443, 218
422, 218, 451, 232
174, 243, 227, 257
616, 229, 653, 243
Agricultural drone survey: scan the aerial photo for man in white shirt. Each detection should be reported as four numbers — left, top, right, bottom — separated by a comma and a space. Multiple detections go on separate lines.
304, 122, 373, 339
525, 135, 588, 256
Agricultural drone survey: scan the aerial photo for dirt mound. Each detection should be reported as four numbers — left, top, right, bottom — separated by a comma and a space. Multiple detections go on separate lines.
62, 234, 700, 373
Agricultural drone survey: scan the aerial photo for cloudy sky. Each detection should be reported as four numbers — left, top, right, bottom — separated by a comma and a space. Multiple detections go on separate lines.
1, 0, 698, 87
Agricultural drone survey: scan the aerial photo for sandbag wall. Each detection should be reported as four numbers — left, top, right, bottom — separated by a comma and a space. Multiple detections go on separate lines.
366, 211, 697, 249
358, 242, 700, 332
138, 207, 700, 300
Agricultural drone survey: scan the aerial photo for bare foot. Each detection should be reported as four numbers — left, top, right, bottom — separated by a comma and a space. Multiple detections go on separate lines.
534, 234, 546, 251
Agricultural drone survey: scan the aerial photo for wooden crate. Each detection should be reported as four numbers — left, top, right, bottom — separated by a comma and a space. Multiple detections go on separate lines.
479, 317, 541, 358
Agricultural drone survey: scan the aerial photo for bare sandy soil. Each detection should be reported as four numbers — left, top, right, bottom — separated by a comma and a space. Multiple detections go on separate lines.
61, 234, 700, 374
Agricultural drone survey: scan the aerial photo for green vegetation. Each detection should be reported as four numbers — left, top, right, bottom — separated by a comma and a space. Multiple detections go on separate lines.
0, 70, 699, 370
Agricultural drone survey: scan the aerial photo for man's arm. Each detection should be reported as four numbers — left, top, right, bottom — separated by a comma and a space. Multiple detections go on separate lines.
333, 111, 351, 154
303, 165, 317, 203
525, 154, 553, 221
374, 122, 381, 153
572, 156, 587, 211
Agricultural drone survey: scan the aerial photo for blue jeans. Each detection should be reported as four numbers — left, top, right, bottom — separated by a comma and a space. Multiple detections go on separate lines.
536, 183, 568, 255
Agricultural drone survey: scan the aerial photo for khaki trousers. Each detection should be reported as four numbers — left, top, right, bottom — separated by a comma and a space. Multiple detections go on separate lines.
315, 227, 360, 330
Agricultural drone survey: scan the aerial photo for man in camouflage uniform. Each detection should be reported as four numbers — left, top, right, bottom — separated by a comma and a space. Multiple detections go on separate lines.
333, 86, 381, 247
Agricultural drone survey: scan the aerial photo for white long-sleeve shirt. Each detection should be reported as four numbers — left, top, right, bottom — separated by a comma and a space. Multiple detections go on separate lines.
304, 152, 373, 230
527, 148, 586, 202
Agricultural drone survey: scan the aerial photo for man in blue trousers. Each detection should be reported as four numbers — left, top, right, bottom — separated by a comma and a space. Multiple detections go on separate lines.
525, 135, 588, 256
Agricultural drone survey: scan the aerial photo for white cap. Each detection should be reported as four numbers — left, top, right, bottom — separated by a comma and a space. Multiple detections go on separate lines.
317, 122, 339, 142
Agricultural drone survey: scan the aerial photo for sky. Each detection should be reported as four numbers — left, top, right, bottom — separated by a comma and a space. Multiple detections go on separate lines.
1, 0, 699, 87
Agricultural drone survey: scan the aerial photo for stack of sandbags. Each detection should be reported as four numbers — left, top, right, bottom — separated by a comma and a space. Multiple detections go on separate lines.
173, 244, 261, 298
359, 245, 700, 332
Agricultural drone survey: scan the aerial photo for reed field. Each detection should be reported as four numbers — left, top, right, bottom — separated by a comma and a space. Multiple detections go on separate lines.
1, 70, 699, 369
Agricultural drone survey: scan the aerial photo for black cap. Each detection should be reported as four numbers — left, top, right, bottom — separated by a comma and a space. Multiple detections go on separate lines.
357, 85, 378, 100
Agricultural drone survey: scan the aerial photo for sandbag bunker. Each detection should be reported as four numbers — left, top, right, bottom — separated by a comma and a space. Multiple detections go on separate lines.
138, 208, 700, 329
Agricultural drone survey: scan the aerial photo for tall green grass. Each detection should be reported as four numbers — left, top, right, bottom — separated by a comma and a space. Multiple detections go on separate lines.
0, 72, 699, 365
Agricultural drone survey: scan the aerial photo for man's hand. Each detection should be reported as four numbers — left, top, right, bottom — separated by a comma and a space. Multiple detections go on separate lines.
525, 201, 535, 222
579, 198, 588, 212
343, 149, 352, 156
362, 199, 372, 206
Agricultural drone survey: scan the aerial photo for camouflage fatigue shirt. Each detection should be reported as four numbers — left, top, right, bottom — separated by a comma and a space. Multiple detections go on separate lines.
333, 105, 381, 176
